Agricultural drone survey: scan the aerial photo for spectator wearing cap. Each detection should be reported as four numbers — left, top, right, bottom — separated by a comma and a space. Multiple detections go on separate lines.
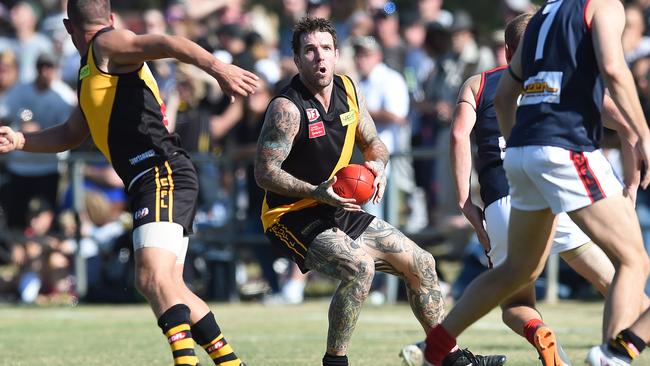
8, 1, 53, 83
449, 10, 495, 82
352, 36, 414, 220
0, 53, 75, 230
372, 4, 408, 73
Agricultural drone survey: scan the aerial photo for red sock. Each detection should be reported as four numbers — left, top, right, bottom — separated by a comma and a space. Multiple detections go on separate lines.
425, 324, 457, 366
523, 318, 544, 346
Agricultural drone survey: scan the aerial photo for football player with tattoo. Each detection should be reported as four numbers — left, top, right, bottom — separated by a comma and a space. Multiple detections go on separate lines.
254, 17, 506, 366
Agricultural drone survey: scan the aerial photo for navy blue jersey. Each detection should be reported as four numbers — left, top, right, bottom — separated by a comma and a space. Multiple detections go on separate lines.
508, 0, 604, 152
473, 66, 510, 207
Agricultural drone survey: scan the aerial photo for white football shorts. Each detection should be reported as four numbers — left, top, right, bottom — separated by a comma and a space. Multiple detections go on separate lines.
484, 195, 591, 266
133, 222, 190, 264
503, 145, 623, 214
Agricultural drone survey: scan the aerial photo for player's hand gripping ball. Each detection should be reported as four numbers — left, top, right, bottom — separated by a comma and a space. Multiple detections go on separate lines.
333, 164, 376, 204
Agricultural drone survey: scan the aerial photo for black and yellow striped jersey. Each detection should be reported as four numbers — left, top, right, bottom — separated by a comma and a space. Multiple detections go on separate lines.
261, 74, 360, 230
77, 27, 184, 189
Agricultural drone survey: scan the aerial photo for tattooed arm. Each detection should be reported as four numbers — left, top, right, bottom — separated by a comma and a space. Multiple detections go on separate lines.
354, 84, 390, 204
254, 98, 361, 210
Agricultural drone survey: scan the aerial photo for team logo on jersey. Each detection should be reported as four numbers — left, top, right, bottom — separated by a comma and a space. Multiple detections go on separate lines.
306, 108, 320, 122
79, 65, 90, 80
519, 71, 563, 106
339, 110, 357, 126
134, 207, 149, 220
160, 102, 169, 126
308, 121, 326, 139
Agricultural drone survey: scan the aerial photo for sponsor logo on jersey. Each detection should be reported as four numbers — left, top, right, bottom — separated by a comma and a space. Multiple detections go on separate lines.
306, 108, 320, 122
128, 149, 156, 165
339, 110, 357, 126
134, 207, 149, 220
308, 121, 326, 139
519, 71, 563, 106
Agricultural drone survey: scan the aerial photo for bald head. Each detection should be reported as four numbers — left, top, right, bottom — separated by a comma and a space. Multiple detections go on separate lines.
67, 0, 111, 29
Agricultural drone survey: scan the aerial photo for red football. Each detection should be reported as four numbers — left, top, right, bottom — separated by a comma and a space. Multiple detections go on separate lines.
332, 164, 376, 204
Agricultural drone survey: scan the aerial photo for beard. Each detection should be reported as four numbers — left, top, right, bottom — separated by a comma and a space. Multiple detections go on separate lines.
302, 70, 333, 90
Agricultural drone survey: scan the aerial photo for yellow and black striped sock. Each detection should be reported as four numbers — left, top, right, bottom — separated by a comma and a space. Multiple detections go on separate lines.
158, 304, 200, 366
191, 312, 243, 366
609, 329, 646, 360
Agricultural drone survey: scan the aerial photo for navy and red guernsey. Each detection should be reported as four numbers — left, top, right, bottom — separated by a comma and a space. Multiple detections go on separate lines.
508, 0, 604, 152
473, 66, 510, 207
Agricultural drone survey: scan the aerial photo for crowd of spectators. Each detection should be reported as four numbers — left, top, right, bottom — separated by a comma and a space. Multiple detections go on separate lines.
0, 0, 648, 305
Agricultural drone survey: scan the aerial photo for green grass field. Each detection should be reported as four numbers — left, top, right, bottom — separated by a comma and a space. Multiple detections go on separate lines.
1, 300, 648, 366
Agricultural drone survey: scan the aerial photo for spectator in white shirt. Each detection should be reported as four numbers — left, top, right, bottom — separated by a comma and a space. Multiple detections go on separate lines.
0, 53, 74, 230
353, 36, 414, 220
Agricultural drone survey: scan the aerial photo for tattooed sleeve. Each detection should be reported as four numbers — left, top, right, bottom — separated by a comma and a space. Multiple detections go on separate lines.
254, 97, 316, 198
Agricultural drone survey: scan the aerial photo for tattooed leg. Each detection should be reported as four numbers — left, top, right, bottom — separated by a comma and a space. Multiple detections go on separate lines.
304, 228, 375, 356
359, 218, 445, 330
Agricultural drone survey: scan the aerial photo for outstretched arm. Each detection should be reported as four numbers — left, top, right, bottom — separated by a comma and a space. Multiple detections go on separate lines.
254, 98, 361, 210
355, 86, 390, 204
95, 29, 259, 102
451, 75, 490, 250
0, 106, 89, 153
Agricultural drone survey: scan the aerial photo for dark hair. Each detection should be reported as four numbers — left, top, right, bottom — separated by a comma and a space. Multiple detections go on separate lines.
504, 12, 534, 53
67, 0, 111, 28
291, 17, 337, 55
